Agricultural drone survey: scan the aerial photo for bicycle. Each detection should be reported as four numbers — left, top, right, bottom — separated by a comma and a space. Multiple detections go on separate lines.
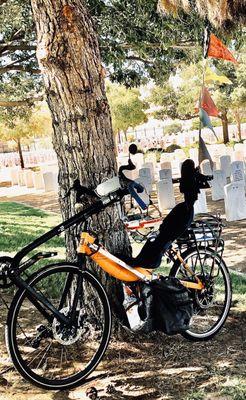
0, 145, 231, 390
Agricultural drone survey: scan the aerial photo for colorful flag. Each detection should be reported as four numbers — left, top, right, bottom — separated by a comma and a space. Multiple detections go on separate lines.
207, 34, 238, 64
199, 108, 218, 139
198, 134, 213, 170
205, 66, 233, 85
195, 87, 219, 117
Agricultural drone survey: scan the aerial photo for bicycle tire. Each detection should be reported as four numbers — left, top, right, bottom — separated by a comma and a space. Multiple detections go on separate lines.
169, 247, 232, 341
6, 262, 111, 390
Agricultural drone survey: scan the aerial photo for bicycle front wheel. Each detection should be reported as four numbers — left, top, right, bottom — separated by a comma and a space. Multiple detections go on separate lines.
170, 248, 232, 341
6, 263, 111, 390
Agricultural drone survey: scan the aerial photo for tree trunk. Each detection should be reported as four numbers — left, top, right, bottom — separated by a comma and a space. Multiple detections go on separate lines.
234, 110, 242, 141
31, 0, 130, 321
16, 138, 25, 169
220, 112, 229, 144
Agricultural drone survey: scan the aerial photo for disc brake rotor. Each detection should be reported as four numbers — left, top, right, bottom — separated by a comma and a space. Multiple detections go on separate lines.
52, 307, 86, 345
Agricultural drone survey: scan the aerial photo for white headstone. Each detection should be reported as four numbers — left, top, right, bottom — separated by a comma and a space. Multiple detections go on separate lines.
145, 153, 156, 165
231, 161, 245, 185
132, 153, 144, 170
200, 160, 214, 176
160, 153, 172, 163
159, 169, 172, 181
194, 190, 207, 214
171, 160, 180, 178
142, 162, 155, 181
10, 168, 19, 185
33, 172, 45, 190
43, 172, 56, 192
174, 149, 186, 161
224, 182, 246, 222
220, 155, 231, 178
189, 148, 198, 164
233, 150, 244, 161
211, 170, 227, 201
117, 155, 129, 167
24, 170, 34, 188
18, 170, 26, 186
139, 168, 152, 194
53, 172, 58, 192
160, 161, 172, 170
157, 179, 175, 212
234, 143, 244, 152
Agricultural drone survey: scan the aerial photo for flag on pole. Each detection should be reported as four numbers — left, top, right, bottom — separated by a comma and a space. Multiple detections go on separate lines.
198, 134, 213, 169
206, 33, 238, 64
205, 66, 233, 85
199, 108, 218, 140
195, 87, 219, 117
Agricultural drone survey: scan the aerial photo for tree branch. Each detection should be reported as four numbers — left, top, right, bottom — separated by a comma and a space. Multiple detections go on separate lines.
125, 55, 154, 65
0, 96, 43, 107
100, 41, 195, 51
0, 43, 36, 55
2, 53, 36, 68
0, 65, 41, 74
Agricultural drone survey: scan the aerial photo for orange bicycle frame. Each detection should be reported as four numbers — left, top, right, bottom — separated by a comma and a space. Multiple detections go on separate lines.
78, 232, 204, 289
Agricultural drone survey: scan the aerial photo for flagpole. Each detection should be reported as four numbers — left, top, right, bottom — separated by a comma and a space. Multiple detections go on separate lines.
198, 27, 208, 166
198, 25, 215, 170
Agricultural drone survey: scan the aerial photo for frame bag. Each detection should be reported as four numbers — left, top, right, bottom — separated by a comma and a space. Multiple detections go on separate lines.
151, 277, 193, 335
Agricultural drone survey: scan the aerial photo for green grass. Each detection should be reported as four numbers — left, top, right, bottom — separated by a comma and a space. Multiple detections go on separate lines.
185, 391, 205, 400
220, 378, 246, 400
231, 271, 246, 295
0, 202, 65, 258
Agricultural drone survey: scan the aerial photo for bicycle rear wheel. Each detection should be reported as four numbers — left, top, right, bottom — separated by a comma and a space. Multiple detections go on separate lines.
169, 247, 231, 341
6, 263, 111, 390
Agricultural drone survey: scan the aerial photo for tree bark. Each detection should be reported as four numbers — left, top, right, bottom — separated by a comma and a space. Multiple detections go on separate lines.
31, 0, 130, 321
234, 110, 242, 141
220, 112, 229, 144
16, 138, 25, 169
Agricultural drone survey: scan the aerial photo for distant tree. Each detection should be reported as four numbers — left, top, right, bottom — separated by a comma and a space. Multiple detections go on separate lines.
0, 103, 52, 168
106, 82, 147, 142
148, 63, 201, 121
164, 122, 182, 135
149, 56, 246, 144
230, 54, 246, 140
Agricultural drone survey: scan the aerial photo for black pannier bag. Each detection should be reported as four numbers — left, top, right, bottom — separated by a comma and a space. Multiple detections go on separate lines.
151, 277, 193, 335
135, 277, 193, 335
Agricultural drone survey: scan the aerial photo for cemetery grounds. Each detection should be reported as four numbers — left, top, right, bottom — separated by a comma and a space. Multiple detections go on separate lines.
0, 193, 245, 400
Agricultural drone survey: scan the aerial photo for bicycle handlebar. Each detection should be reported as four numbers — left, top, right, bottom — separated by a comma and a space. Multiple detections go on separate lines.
66, 156, 146, 209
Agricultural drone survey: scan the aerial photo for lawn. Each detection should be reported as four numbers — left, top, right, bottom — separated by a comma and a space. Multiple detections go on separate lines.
0, 202, 65, 261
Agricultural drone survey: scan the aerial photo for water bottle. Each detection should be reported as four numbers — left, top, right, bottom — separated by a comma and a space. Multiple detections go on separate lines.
123, 284, 142, 330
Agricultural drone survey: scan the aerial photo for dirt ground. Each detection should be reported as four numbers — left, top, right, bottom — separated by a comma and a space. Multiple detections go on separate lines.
0, 188, 245, 399
0, 299, 245, 400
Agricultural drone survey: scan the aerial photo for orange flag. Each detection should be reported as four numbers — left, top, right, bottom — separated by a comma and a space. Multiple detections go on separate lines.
195, 87, 219, 117
207, 34, 238, 64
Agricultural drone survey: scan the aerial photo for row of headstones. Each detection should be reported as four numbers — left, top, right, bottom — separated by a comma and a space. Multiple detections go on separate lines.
11, 168, 58, 193
135, 162, 246, 222
120, 151, 246, 185
0, 150, 57, 168
119, 142, 246, 166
